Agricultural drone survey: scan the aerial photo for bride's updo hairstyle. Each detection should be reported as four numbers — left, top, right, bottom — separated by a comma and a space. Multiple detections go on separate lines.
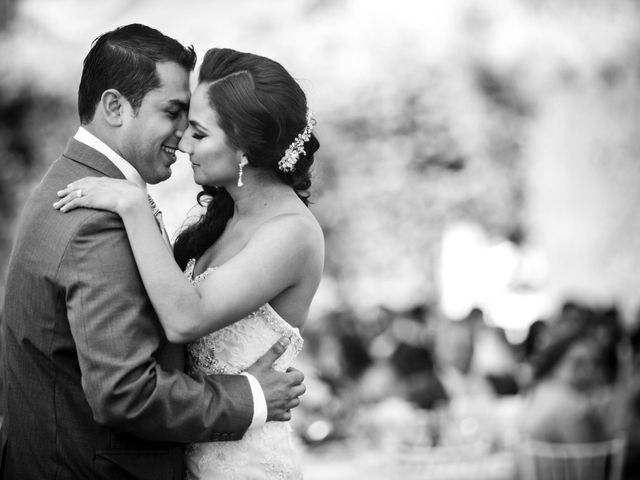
174, 48, 319, 269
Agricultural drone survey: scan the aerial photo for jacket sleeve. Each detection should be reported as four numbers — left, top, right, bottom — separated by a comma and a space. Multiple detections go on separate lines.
59, 210, 253, 442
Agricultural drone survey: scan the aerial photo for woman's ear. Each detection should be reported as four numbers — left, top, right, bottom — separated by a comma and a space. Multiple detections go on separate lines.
99, 89, 125, 126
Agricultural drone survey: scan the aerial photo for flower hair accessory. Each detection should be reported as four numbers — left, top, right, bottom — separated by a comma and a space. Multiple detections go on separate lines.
278, 110, 315, 172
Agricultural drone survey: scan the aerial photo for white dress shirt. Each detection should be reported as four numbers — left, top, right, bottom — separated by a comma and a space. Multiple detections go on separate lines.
73, 127, 268, 429
74, 127, 146, 190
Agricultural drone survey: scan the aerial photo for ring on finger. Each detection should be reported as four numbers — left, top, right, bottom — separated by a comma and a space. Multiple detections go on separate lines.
77, 189, 83, 198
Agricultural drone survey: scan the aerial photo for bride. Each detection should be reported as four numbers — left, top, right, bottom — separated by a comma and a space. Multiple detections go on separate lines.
54, 47, 324, 479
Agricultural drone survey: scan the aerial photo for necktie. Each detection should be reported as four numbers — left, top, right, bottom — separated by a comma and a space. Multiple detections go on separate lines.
147, 194, 172, 248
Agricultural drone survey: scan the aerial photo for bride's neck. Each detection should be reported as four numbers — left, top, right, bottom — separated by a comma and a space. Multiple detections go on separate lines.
227, 169, 295, 219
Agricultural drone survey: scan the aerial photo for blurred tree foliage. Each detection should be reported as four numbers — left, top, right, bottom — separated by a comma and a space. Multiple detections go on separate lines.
312, 33, 532, 310
0, 87, 75, 300
0, 0, 17, 30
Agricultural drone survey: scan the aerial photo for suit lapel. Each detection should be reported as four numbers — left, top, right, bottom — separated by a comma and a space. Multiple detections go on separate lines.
61, 137, 126, 180
60, 136, 186, 370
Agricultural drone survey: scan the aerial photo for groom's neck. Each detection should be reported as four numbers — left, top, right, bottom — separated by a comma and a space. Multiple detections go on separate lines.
82, 122, 121, 157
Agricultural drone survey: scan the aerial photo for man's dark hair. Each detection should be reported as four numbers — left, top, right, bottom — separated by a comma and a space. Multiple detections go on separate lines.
78, 23, 196, 124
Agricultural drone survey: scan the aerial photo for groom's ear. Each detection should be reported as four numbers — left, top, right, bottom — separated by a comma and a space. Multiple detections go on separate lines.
100, 89, 126, 127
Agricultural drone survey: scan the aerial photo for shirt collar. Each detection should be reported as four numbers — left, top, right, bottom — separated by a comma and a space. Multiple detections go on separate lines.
73, 127, 146, 190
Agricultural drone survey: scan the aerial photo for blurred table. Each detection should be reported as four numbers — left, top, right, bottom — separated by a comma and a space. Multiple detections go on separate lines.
393, 446, 517, 480
301, 396, 525, 479
302, 444, 518, 480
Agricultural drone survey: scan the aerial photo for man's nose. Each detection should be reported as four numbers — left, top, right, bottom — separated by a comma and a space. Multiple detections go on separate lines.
176, 112, 189, 135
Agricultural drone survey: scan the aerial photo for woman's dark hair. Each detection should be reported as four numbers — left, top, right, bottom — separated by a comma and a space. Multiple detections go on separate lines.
78, 23, 196, 124
174, 48, 319, 269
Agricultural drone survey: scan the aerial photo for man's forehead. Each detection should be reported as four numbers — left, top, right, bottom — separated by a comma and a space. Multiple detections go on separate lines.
144, 86, 190, 108
154, 62, 191, 101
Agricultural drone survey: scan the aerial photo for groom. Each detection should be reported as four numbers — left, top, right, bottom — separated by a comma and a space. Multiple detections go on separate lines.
0, 24, 304, 480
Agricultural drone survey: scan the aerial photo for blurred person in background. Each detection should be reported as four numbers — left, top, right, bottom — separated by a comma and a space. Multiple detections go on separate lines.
555, 300, 595, 338
517, 318, 550, 387
591, 307, 625, 386
54, 45, 324, 480
389, 342, 448, 410
523, 319, 551, 360
473, 324, 520, 397
619, 313, 640, 479
520, 329, 613, 444
306, 309, 372, 394
429, 316, 499, 447
434, 317, 495, 408
2, 25, 305, 480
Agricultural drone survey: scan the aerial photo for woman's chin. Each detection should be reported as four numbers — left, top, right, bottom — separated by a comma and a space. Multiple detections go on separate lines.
190, 171, 234, 189
191, 171, 205, 186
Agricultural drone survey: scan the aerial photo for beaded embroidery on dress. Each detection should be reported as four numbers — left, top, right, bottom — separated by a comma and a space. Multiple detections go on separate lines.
183, 258, 304, 480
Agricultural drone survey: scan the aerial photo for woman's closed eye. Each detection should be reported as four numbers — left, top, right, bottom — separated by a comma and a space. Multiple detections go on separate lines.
192, 132, 205, 140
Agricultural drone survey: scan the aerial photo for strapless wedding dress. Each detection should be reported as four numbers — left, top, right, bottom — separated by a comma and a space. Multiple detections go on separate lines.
183, 258, 304, 480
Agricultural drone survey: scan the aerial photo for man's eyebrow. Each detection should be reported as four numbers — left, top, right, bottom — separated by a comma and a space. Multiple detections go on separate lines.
167, 99, 189, 111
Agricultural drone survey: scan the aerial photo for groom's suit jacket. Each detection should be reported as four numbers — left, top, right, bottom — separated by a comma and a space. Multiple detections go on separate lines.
0, 138, 254, 480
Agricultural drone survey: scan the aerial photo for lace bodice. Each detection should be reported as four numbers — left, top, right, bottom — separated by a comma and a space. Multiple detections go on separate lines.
184, 258, 304, 375
182, 258, 304, 480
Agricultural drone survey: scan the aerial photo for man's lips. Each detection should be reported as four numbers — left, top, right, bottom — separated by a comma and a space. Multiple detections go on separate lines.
161, 145, 178, 158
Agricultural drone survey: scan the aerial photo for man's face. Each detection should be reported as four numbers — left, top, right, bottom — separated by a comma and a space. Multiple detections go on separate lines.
118, 62, 190, 184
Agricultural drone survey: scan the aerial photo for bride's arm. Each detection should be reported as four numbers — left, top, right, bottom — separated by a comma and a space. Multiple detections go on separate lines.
54, 177, 211, 342
113, 198, 216, 342
54, 176, 323, 344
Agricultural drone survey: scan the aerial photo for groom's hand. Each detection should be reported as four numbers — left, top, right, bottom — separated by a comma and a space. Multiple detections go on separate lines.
246, 337, 305, 422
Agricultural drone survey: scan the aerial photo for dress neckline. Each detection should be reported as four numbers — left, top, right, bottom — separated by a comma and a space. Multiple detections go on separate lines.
185, 258, 216, 284
184, 258, 302, 341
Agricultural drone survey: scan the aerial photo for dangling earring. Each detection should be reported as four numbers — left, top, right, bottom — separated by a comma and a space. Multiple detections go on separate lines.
237, 156, 249, 187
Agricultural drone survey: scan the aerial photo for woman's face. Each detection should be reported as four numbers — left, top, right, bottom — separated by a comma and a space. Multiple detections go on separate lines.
178, 83, 242, 187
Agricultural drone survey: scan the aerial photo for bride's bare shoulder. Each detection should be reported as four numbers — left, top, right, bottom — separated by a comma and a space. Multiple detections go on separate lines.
252, 211, 324, 262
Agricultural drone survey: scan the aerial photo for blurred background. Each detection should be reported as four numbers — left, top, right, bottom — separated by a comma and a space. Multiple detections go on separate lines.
1, 0, 640, 478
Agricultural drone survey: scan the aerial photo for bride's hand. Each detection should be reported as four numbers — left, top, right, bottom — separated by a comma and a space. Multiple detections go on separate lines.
53, 177, 147, 215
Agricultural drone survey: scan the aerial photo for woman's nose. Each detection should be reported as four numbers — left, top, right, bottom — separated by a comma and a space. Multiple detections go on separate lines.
178, 135, 192, 155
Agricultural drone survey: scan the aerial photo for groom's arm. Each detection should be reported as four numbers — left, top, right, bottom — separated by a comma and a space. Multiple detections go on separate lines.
60, 210, 254, 442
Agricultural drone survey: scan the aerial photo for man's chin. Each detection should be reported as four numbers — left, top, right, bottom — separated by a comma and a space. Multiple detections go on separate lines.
146, 168, 172, 185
